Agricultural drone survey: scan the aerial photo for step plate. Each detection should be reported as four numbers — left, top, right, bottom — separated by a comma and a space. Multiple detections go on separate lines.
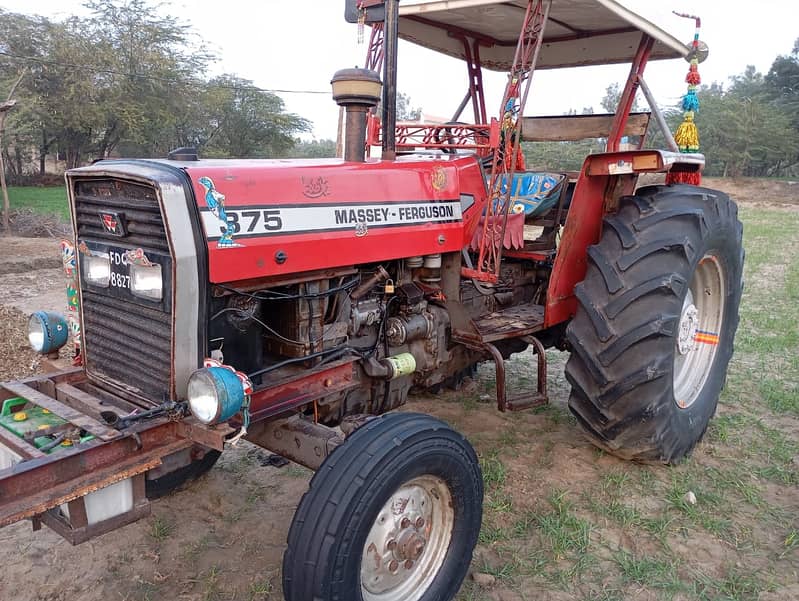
470, 304, 545, 343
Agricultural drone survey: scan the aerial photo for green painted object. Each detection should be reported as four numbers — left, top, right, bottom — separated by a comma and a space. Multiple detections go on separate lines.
0, 397, 93, 453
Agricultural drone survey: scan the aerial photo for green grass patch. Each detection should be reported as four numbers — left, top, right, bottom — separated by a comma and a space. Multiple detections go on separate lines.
7, 186, 69, 221
535, 490, 592, 559
613, 550, 680, 592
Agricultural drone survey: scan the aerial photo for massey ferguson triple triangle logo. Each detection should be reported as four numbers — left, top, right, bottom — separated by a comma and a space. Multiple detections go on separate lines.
100, 211, 126, 236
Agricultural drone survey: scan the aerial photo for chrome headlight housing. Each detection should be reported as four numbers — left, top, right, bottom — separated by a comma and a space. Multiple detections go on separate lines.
84, 253, 111, 287
130, 262, 163, 300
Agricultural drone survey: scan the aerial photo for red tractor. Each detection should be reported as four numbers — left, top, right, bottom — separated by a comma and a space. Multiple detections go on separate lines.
0, 2, 742, 600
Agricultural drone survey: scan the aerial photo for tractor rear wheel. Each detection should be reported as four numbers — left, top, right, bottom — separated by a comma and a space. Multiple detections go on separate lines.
282, 413, 483, 601
565, 185, 744, 463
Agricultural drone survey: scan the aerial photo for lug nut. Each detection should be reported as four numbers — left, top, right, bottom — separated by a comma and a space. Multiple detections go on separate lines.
389, 560, 399, 573
404, 560, 414, 570
415, 517, 425, 528
401, 518, 411, 529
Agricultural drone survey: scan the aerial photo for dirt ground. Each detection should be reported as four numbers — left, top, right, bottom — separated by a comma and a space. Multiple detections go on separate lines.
0, 178, 797, 601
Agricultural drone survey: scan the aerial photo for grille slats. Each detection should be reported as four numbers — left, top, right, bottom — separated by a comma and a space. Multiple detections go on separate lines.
75, 179, 173, 404
82, 305, 172, 356
83, 291, 171, 326
75, 180, 168, 254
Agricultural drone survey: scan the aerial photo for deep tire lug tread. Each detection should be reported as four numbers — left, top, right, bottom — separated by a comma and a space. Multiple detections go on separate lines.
565, 185, 743, 464
587, 245, 623, 293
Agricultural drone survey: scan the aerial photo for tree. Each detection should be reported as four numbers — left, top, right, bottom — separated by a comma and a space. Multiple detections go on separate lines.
199, 75, 310, 158
0, 1, 314, 171
397, 92, 422, 121
690, 73, 799, 177
0, 70, 26, 232
601, 82, 642, 114
292, 139, 337, 158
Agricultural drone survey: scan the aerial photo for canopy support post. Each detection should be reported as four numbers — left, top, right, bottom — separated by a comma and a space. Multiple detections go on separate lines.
607, 33, 653, 152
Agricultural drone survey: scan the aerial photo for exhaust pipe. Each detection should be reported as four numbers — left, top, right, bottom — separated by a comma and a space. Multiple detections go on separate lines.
331, 68, 382, 162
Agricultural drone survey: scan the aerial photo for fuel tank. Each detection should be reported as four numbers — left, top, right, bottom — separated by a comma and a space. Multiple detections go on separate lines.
180, 155, 486, 282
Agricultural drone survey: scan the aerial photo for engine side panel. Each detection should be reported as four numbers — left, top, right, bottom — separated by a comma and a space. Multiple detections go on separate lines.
182, 156, 486, 282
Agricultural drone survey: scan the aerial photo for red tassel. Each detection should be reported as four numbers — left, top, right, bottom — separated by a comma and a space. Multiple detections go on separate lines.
686, 71, 701, 85
666, 170, 701, 185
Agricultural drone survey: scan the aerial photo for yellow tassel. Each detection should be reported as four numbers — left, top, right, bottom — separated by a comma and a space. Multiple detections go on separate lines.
674, 111, 699, 152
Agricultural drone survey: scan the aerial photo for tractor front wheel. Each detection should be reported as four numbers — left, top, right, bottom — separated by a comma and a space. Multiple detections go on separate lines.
565, 185, 744, 463
282, 413, 483, 601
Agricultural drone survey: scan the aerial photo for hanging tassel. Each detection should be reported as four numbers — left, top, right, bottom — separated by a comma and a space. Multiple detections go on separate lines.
666, 169, 701, 185
668, 12, 705, 185
674, 111, 699, 152
682, 89, 700, 112
686, 66, 701, 86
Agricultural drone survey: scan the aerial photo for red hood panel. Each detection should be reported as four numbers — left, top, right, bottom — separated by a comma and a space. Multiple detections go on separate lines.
182, 157, 485, 282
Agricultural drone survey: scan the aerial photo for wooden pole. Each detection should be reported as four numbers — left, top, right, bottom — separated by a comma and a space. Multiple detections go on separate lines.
0, 70, 26, 235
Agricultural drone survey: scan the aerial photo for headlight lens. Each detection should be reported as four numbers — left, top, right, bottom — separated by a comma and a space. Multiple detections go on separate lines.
187, 367, 245, 425
84, 253, 110, 287
130, 262, 163, 300
28, 311, 69, 354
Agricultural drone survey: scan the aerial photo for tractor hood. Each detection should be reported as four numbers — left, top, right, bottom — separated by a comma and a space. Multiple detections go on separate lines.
172, 156, 486, 283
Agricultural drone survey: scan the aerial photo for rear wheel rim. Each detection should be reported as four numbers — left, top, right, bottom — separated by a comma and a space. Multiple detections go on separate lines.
360, 475, 454, 601
673, 254, 726, 408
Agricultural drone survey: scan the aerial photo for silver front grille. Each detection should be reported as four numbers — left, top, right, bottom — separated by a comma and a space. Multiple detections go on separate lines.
73, 178, 173, 404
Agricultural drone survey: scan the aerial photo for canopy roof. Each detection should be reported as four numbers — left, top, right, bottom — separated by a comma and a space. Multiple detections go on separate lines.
397, 0, 690, 70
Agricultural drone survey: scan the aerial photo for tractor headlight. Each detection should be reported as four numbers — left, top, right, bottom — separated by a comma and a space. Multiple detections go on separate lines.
187, 367, 245, 425
84, 253, 110, 287
28, 311, 69, 354
130, 262, 163, 300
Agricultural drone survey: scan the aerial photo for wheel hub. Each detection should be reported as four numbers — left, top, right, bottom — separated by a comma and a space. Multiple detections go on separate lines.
677, 300, 699, 355
360, 476, 454, 601
395, 528, 426, 561
672, 255, 726, 409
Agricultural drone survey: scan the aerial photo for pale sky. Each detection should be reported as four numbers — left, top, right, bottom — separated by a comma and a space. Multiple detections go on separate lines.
1, 1, 796, 140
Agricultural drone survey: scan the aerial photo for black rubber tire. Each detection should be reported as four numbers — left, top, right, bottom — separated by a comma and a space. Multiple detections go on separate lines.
282, 413, 483, 601
145, 449, 221, 500
565, 184, 744, 463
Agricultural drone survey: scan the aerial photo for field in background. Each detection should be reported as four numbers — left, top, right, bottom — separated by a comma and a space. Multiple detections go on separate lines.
0, 180, 795, 601
6, 186, 69, 221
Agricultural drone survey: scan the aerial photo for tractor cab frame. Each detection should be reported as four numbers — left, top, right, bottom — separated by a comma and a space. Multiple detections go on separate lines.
349, 0, 707, 341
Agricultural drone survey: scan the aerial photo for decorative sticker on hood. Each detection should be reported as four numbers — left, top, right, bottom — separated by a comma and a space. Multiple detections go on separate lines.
198, 176, 244, 249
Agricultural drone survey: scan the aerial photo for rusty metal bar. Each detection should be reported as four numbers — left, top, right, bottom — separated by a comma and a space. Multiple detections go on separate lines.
248, 358, 358, 422
245, 416, 343, 471
0, 421, 189, 526
481, 342, 508, 412
382, 0, 400, 160
38, 473, 150, 545
2, 381, 119, 441
0, 426, 45, 460
55, 382, 127, 421
506, 335, 548, 411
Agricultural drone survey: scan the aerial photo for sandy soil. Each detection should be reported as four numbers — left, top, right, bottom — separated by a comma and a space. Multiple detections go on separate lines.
0, 180, 796, 601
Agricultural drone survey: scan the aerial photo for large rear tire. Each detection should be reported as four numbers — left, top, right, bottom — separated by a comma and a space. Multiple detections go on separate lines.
565, 185, 744, 463
282, 413, 483, 601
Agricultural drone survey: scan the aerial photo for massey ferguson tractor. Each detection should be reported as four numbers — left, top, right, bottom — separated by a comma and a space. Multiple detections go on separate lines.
0, 1, 743, 599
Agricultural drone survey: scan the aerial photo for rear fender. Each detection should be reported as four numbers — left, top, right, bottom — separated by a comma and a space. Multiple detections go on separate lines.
544, 150, 705, 327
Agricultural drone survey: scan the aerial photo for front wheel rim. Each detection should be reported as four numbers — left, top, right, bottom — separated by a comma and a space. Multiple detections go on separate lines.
673, 254, 726, 409
360, 475, 454, 601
